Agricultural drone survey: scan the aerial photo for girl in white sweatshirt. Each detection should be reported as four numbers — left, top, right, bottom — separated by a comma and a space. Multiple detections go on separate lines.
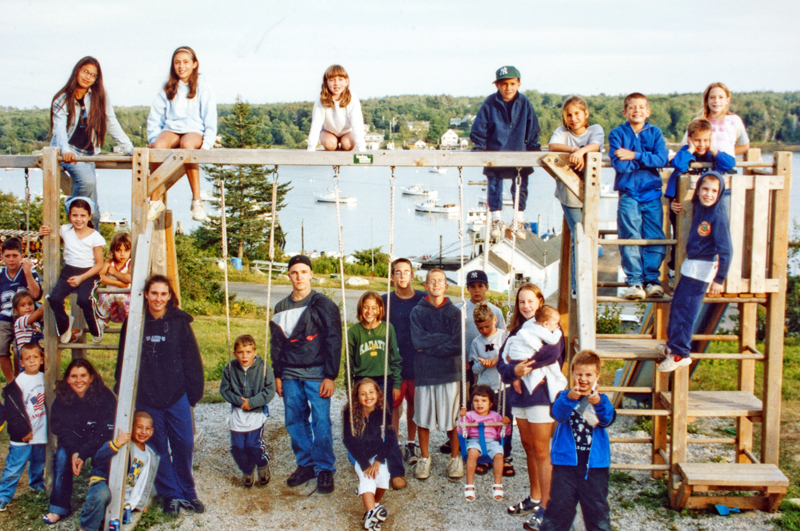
307, 65, 366, 152
147, 46, 217, 222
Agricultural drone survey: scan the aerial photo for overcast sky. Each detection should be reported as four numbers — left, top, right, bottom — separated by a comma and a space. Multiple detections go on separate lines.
2, 0, 799, 109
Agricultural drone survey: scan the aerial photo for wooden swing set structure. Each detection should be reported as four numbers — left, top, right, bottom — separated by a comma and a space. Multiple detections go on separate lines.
0, 145, 792, 524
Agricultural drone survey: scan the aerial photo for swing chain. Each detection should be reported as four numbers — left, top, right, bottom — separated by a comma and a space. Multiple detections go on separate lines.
24, 168, 31, 257
507, 167, 523, 307
218, 174, 232, 361
264, 166, 279, 371
332, 165, 354, 429
458, 166, 468, 412
381, 167, 397, 439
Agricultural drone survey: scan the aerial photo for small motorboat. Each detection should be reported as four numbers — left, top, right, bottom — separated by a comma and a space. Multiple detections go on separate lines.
466, 208, 487, 231
429, 167, 448, 174
477, 193, 514, 207
402, 184, 438, 198
414, 198, 458, 214
315, 188, 357, 204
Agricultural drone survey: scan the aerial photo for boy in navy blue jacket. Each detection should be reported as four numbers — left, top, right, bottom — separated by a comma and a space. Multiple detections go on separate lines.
470, 66, 541, 240
658, 171, 731, 372
531, 350, 615, 531
664, 118, 735, 270
609, 93, 670, 301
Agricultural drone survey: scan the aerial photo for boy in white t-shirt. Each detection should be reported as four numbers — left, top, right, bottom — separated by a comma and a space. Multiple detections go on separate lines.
77, 411, 160, 531
0, 343, 47, 510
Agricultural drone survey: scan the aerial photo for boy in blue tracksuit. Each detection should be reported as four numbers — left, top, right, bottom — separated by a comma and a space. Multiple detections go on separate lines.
470, 65, 541, 240
609, 93, 670, 301
658, 171, 731, 372
664, 118, 735, 270
533, 350, 615, 531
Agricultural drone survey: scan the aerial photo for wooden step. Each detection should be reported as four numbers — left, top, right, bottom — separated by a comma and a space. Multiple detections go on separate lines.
594, 338, 764, 361
597, 295, 767, 304
58, 343, 119, 350
675, 462, 788, 511
660, 391, 763, 420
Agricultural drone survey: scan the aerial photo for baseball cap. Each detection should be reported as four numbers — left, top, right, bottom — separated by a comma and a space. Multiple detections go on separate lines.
495, 66, 521, 82
288, 254, 312, 271
466, 270, 489, 286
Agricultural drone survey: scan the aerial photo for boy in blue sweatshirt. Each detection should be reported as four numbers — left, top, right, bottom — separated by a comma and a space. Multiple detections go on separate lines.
658, 171, 731, 372
529, 350, 615, 531
665, 118, 735, 270
470, 66, 541, 240
609, 93, 670, 300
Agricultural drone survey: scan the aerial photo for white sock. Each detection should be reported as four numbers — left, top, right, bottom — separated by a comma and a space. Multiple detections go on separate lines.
491, 211, 502, 221
515, 211, 525, 222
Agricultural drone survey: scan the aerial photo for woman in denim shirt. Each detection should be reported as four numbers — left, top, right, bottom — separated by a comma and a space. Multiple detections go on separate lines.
50, 57, 133, 226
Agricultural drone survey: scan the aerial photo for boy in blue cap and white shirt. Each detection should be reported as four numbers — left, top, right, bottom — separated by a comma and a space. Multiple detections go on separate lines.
471, 66, 541, 240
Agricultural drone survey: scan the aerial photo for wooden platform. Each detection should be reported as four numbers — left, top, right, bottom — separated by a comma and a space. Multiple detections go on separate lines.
674, 463, 788, 511
660, 391, 763, 420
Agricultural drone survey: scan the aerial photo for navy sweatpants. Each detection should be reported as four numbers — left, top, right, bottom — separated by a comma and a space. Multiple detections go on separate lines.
541, 465, 611, 531
666, 275, 709, 358
230, 426, 269, 475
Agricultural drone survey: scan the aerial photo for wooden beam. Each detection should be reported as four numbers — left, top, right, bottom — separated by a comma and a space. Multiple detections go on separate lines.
165, 210, 181, 304
130, 148, 150, 257
737, 302, 756, 463
762, 152, 791, 465
674, 173, 693, 285
749, 174, 770, 293
41, 147, 61, 491
669, 366, 690, 505
540, 154, 585, 206
151, 206, 168, 276
574, 223, 595, 351
105, 222, 153, 525
147, 152, 189, 198
583, 153, 602, 335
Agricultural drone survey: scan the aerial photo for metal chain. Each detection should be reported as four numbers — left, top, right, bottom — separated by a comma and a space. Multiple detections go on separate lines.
24, 169, 30, 257
333, 166, 354, 429
219, 174, 231, 361
381, 167, 396, 438
507, 167, 522, 308
264, 166, 279, 380
458, 166, 468, 411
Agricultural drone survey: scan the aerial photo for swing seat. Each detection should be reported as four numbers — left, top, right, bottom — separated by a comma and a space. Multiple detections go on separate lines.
458, 423, 508, 465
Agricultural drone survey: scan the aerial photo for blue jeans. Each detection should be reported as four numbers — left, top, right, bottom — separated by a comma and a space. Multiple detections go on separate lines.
49, 446, 75, 516
48, 265, 101, 337
230, 427, 269, 475
487, 174, 528, 212
666, 275, 709, 358
561, 205, 583, 292
137, 394, 196, 501
617, 194, 666, 286
60, 149, 99, 226
282, 379, 335, 474
79, 481, 111, 531
0, 443, 45, 503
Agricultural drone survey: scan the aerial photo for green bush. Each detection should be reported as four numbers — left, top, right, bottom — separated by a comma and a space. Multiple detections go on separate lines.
597, 303, 623, 334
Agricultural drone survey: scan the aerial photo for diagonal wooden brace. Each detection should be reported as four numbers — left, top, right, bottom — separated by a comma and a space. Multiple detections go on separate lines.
541, 154, 585, 206
148, 150, 189, 198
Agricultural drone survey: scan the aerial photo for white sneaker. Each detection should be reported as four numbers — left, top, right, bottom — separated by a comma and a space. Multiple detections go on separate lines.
657, 355, 692, 373
645, 283, 664, 298
363, 505, 388, 529
655, 344, 671, 359
59, 315, 75, 344
415, 457, 431, 480
147, 199, 166, 221
623, 285, 646, 300
191, 200, 207, 222
510, 219, 527, 240
92, 319, 105, 344
490, 219, 504, 238
447, 456, 465, 479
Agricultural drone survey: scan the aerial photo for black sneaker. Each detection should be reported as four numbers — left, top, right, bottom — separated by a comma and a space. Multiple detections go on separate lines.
287, 465, 316, 487
258, 463, 271, 486
439, 440, 452, 454
523, 507, 546, 531
186, 499, 205, 514
243, 472, 254, 488
163, 498, 181, 517
507, 496, 541, 516
403, 442, 419, 464
317, 470, 334, 494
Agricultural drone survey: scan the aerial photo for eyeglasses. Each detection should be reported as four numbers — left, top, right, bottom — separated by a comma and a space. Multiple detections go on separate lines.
80, 69, 98, 80
426, 280, 446, 286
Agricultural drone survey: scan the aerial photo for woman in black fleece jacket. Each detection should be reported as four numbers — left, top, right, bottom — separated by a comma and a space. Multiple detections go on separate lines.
44, 359, 116, 524
115, 275, 204, 517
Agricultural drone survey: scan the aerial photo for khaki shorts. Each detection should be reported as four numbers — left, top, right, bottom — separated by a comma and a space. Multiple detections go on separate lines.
413, 382, 460, 431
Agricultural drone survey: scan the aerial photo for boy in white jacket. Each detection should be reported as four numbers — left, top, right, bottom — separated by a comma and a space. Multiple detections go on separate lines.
504, 306, 566, 401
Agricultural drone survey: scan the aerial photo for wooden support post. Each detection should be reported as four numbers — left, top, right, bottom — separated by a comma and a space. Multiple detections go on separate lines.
574, 223, 594, 351
558, 216, 571, 342
582, 153, 602, 332
147, 150, 188, 198
105, 223, 153, 525
737, 303, 756, 462
165, 210, 181, 304
669, 365, 690, 508
652, 369, 669, 479
42, 147, 61, 490
762, 152, 791, 465
540, 154, 585, 205
674, 173, 693, 285
151, 207, 168, 276
130, 148, 150, 257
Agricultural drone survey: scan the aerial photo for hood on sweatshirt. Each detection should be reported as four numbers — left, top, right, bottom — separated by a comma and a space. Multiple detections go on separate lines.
692, 170, 726, 210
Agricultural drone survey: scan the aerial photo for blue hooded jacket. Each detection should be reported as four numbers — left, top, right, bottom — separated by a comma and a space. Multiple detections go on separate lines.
550, 390, 616, 471
470, 92, 541, 179
665, 145, 735, 199
409, 296, 463, 386
608, 121, 669, 202
685, 171, 732, 285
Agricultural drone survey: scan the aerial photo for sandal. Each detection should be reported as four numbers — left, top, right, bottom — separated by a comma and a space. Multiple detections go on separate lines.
493, 483, 504, 501
42, 514, 62, 525
475, 462, 490, 475
503, 459, 516, 477
507, 496, 540, 516
464, 484, 476, 502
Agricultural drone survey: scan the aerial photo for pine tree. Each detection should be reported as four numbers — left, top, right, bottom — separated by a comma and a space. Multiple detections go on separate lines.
196, 98, 292, 259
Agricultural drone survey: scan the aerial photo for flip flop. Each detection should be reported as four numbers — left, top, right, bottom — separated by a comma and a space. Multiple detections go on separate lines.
503, 460, 516, 477
42, 514, 61, 525
475, 463, 490, 475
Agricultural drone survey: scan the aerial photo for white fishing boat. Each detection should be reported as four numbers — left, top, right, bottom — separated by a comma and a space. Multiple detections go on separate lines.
315, 188, 357, 204
414, 198, 458, 214
99, 212, 129, 230
401, 184, 438, 198
466, 208, 487, 231
477, 193, 514, 207
429, 166, 448, 174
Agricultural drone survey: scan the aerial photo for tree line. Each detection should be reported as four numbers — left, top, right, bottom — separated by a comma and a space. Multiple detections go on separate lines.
2, 90, 800, 154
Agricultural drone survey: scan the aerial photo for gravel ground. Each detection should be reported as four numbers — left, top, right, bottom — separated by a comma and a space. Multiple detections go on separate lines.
142, 394, 780, 531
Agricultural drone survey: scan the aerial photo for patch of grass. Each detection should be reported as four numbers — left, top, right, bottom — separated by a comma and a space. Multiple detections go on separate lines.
632, 416, 653, 435
609, 470, 636, 487
631, 478, 670, 510
776, 500, 800, 531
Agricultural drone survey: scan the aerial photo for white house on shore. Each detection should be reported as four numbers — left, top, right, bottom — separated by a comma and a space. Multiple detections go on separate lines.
440, 128, 460, 148
453, 231, 563, 298
364, 130, 384, 150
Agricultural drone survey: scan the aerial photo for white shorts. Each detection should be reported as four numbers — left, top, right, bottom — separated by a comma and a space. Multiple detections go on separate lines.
354, 458, 390, 495
413, 382, 460, 431
512, 405, 553, 423
465, 438, 504, 458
